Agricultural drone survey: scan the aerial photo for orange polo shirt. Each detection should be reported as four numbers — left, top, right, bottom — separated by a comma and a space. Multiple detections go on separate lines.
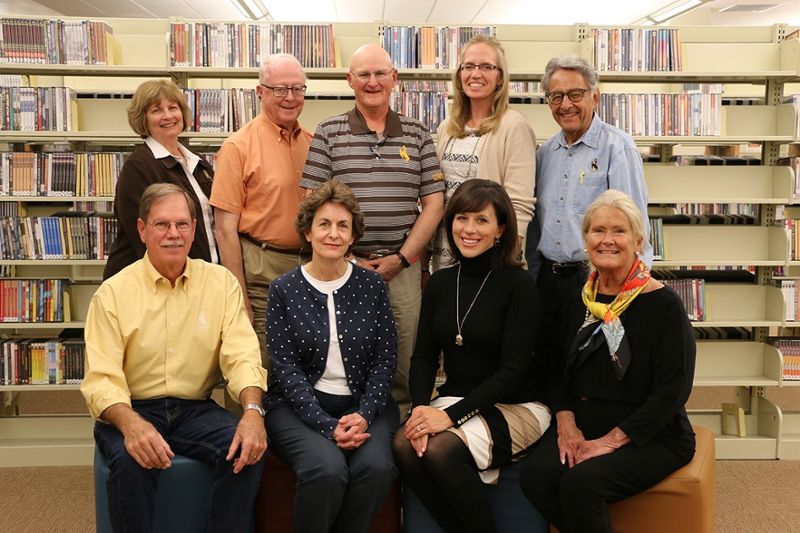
210, 112, 312, 247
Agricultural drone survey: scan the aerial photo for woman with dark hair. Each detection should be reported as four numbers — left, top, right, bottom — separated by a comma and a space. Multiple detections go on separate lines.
393, 179, 549, 533
428, 34, 536, 272
264, 179, 399, 533
104, 79, 216, 279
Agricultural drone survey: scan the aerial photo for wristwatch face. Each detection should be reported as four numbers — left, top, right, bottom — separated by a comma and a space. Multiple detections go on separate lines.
245, 404, 266, 417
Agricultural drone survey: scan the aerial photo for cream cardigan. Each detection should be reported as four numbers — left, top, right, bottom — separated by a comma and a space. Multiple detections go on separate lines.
436, 109, 537, 235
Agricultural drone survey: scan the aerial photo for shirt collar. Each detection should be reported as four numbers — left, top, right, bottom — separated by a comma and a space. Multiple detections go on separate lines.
145, 137, 200, 173
347, 107, 403, 137
141, 251, 191, 293
552, 113, 601, 151
257, 111, 305, 141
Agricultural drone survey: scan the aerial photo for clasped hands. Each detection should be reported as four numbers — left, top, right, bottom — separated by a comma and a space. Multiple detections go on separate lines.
556, 413, 625, 468
403, 405, 454, 457
332, 412, 370, 450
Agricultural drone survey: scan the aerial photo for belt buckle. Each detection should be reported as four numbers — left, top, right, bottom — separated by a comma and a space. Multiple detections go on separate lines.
369, 249, 392, 260
551, 262, 563, 275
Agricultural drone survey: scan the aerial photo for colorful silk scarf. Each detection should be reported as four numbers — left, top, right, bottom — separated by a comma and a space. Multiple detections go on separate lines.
579, 259, 651, 377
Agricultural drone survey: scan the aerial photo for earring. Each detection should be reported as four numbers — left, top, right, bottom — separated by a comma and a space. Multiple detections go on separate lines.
583, 248, 588, 253
495, 238, 501, 248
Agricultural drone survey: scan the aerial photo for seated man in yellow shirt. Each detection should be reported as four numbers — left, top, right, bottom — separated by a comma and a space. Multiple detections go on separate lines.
81, 183, 267, 533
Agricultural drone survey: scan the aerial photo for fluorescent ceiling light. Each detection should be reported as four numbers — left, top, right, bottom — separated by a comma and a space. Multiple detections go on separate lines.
231, 0, 272, 21
633, 0, 710, 25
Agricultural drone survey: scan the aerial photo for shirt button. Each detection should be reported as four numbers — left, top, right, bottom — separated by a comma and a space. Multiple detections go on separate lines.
568, 153, 573, 157
556, 242, 561, 246
169, 348, 174, 353
343, 357, 348, 362
560, 197, 564, 201
564, 174, 567, 179
557, 219, 561, 223
170, 321, 175, 326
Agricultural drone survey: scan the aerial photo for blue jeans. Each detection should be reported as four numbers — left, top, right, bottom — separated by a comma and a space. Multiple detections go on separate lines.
265, 391, 400, 533
94, 398, 264, 533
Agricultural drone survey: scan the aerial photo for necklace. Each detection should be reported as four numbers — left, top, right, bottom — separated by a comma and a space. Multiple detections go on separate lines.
455, 264, 492, 346
445, 133, 481, 178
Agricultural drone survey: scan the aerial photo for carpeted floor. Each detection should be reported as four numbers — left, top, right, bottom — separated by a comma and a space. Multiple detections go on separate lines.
2, 388, 799, 532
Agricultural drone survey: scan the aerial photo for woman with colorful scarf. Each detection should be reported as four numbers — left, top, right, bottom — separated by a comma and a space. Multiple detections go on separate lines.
519, 189, 696, 533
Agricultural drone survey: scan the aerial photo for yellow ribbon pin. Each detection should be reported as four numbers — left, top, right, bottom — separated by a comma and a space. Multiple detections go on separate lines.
399, 146, 410, 162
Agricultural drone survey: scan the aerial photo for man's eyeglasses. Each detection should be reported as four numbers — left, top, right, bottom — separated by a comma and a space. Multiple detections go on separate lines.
460, 63, 499, 72
350, 69, 394, 81
545, 88, 590, 105
148, 220, 194, 233
260, 84, 307, 98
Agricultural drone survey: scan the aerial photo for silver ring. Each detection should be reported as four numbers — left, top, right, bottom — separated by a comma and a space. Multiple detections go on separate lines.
417, 425, 421, 432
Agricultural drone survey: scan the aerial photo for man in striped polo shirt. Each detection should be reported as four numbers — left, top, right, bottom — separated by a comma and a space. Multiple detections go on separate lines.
301, 44, 445, 418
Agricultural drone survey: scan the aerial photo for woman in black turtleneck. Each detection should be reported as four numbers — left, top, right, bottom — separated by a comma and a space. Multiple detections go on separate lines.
393, 179, 548, 533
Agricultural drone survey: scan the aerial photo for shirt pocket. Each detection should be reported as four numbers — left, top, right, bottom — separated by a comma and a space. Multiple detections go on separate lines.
572, 173, 608, 215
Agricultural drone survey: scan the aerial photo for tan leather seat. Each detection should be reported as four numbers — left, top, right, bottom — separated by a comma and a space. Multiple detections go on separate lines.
552, 425, 715, 533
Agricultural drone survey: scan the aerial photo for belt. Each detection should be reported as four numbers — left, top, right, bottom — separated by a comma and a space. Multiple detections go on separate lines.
543, 257, 587, 275
239, 234, 302, 255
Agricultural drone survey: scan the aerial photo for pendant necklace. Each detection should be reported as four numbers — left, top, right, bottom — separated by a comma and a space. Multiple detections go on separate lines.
455, 264, 492, 346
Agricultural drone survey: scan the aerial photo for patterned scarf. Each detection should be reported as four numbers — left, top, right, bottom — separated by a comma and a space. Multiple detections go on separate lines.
578, 259, 651, 378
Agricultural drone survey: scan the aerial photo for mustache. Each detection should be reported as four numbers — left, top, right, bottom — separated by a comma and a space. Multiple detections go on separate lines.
161, 239, 185, 247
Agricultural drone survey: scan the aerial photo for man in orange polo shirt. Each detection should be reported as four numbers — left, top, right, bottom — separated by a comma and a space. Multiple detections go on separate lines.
210, 54, 313, 374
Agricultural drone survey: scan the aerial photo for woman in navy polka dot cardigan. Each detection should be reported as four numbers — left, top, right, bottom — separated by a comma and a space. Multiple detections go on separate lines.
263, 179, 399, 533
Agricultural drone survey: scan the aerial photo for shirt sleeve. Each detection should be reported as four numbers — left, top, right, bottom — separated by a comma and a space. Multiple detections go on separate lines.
496, 112, 537, 237
208, 140, 246, 215
80, 286, 132, 421
617, 294, 696, 446
418, 128, 444, 197
299, 122, 334, 189
218, 270, 267, 402
266, 280, 340, 437
608, 136, 653, 267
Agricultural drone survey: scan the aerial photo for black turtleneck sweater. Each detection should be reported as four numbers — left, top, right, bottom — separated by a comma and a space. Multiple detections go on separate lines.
409, 249, 546, 427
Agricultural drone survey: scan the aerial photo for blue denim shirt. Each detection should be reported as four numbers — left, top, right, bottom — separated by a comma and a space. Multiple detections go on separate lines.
526, 114, 652, 278
265, 264, 398, 437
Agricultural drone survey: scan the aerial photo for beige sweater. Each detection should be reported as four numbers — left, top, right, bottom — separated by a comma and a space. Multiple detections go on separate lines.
436, 109, 537, 235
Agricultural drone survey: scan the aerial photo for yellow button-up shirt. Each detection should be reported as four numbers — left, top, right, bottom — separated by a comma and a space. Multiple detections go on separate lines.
81, 253, 267, 420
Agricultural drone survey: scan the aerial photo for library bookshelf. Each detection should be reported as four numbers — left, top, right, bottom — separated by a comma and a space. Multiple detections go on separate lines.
2, 16, 800, 463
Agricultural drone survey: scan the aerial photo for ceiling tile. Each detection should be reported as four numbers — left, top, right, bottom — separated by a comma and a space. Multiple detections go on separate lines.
335, 0, 384, 22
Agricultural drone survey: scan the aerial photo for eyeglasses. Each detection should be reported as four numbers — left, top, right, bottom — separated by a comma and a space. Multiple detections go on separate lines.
460, 63, 499, 72
545, 88, 590, 105
350, 69, 394, 82
148, 220, 194, 233
260, 84, 307, 98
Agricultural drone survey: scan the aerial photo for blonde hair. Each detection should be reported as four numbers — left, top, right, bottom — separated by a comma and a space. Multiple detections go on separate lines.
446, 34, 510, 138
581, 189, 648, 257
127, 79, 191, 138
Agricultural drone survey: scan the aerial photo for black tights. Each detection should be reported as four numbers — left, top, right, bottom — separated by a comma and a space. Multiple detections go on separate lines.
393, 430, 497, 533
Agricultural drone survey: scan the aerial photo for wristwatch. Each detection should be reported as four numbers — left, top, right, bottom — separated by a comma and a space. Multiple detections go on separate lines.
244, 403, 266, 417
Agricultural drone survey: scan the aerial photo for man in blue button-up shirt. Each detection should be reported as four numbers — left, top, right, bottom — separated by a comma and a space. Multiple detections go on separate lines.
525, 54, 652, 374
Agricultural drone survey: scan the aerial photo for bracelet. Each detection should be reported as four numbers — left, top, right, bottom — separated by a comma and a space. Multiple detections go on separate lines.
395, 251, 411, 268
420, 269, 430, 274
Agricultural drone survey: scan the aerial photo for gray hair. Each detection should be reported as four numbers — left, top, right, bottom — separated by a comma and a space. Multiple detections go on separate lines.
581, 189, 647, 251
542, 54, 599, 94
139, 183, 196, 222
259, 53, 306, 85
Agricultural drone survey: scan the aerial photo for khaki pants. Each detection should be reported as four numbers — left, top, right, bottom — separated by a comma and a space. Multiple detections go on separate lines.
226, 237, 302, 414
385, 262, 422, 420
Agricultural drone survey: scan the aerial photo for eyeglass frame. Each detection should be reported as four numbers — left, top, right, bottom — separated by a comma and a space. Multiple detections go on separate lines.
259, 84, 308, 98
545, 88, 591, 105
460, 63, 500, 72
349, 69, 396, 82
147, 220, 195, 233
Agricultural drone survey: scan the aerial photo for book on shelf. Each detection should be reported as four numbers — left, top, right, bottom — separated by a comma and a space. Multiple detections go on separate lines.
380, 25, 497, 69
390, 80, 450, 134
768, 338, 800, 381
660, 278, 706, 321
0, 337, 85, 385
592, 28, 682, 72
169, 20, 335, 68
0, 151, 126, 197
673, 155, 761, 166
0, 278, 66, 323
597, 92, 722, 136
0, 74, 28, 87
0, 18, 118, 65
0, 213, 117, 260
0, 87, 77, 132
693, 327, 751, 340
182, 88, 259, 133
774, 279, 799, 322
